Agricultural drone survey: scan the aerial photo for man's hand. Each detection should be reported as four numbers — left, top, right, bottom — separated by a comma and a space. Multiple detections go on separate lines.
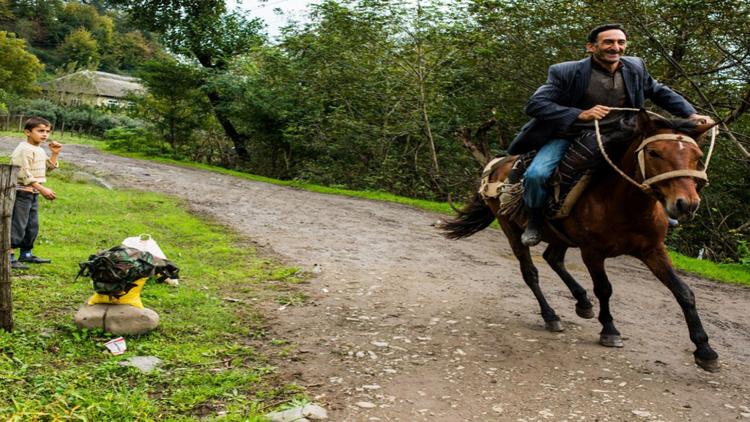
39, 186, 56, 200
578, 105, 611, 121
48, 140, 62, 154
688, 114, 715, 125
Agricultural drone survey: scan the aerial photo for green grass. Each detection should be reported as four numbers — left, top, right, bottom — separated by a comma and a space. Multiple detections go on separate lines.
1, 164, 307, 420
670, 252, 750, 286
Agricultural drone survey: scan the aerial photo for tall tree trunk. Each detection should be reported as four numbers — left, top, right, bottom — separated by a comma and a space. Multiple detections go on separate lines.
0, 165, 18, 332
205, 90, 251, 162
415, 0, 439, 177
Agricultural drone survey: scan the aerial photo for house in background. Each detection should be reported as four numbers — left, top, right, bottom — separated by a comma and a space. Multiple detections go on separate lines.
41, 70, 145, 107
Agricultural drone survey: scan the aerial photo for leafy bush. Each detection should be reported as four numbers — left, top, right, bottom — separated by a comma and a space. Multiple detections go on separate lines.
9, 99, 142, 136
104, 126, 162, 155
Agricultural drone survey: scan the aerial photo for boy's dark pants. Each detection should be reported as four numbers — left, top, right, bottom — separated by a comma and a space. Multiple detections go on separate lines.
11, 191, 39, 255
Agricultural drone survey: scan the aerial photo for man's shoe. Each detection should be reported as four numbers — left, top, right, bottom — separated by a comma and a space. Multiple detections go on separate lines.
10, 260, 29, 270
19, 255, 51, 264
521, 208, 545, 247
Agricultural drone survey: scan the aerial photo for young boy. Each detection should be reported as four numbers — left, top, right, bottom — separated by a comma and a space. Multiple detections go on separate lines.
9, 116, 62, 270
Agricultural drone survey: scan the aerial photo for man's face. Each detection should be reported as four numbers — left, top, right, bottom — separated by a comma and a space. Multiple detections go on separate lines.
586, 29, 627, 65
25, 125, 51, 145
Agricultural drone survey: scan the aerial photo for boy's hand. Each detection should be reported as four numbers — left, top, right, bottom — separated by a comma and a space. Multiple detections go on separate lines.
39, 186, 56, 200
48, 141, 62, 154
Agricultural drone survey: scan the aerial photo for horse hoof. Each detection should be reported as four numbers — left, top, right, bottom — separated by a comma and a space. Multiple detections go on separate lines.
695, 356, 720, 372
599, 334, 624, 348
545, 320, 564, 332
576, 305, 595, 319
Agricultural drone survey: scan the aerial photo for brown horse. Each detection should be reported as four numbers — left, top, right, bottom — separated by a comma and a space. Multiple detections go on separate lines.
441, 110, 719, 371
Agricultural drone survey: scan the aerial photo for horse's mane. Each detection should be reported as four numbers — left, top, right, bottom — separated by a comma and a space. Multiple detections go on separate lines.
616, 114, 698, 139
604, 114, 699, 160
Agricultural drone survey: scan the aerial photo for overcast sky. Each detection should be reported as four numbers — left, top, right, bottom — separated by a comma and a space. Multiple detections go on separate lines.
228, 0, 322, 40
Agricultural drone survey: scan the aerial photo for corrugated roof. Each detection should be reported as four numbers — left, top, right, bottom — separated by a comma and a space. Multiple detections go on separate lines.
41, 70, 145, 98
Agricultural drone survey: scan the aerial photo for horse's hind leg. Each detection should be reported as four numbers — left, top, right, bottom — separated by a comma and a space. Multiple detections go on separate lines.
580, 251, 623, 347
543, 243, 595, 319
498, 219, 563, 332
640, 247, 719, 372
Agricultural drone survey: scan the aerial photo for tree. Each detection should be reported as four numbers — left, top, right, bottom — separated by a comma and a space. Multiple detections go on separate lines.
108, 0, 264, 162
109, 30, 154, 71
133, 59, 214, 154
0, 30, 43, 97
58, 27, 99, 69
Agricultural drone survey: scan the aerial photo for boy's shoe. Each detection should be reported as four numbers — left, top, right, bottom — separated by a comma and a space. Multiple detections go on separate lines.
19, 255, 51, 264
10, 260, 29, 270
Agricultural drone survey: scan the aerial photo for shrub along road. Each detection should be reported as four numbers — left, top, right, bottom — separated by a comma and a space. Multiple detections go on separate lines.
3, 138, 749, 421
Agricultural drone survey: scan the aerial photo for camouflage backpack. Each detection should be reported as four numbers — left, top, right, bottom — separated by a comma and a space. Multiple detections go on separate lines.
76, 246, 180, 297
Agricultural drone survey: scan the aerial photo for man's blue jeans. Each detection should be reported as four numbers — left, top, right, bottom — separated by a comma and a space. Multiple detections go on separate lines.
523, 138, 571, 209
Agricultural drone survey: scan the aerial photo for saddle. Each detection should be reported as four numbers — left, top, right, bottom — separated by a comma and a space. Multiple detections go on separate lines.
478, 152, 591, 221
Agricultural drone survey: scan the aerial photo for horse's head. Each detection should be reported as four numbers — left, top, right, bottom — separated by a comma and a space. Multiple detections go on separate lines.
627, 110, 716, 222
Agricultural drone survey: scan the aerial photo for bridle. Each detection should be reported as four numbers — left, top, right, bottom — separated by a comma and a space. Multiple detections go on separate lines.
594, 109, 718, 195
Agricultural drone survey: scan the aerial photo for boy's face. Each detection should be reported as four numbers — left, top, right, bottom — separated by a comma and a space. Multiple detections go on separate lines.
25, 125, 51, 146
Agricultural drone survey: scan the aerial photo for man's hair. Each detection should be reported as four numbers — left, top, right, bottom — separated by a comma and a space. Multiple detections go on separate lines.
24, 116, 52, 131
587, 24, 627, 44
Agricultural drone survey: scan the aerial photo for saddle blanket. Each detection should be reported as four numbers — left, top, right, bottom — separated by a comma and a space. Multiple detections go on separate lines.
478, 153, 590, 220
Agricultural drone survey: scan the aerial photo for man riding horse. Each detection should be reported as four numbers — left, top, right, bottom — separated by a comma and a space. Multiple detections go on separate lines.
511, 23, 713, 246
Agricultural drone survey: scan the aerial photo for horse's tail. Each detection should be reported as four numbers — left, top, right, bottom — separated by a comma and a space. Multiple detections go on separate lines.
439, 192, 496, 240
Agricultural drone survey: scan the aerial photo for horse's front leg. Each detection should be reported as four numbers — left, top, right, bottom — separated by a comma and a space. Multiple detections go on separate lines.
640, 247, 719, 372
580, 251, 623, 347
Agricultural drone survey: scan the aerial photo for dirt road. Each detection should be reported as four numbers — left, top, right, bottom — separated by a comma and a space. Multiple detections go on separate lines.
4, 139, 749, 421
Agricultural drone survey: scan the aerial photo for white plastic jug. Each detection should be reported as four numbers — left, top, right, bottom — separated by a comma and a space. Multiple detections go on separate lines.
122, 234, 179, 286
122, 234, 167, 259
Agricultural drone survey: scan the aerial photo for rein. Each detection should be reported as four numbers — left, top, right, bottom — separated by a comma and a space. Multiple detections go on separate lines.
593, 108, 718, 195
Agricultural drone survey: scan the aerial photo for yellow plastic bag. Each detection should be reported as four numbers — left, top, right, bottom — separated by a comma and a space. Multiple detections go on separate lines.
87, 278, 147, 309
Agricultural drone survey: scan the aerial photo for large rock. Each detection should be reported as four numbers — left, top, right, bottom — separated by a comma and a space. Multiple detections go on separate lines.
74, 303, 159, 335
74, 304, 108, 329
105, 306, 159, 335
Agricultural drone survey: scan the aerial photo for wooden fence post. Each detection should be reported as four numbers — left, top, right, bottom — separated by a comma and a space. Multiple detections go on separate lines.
0, 164, 18, 332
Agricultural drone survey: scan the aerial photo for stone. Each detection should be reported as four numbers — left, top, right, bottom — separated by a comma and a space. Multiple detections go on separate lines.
632, 410, 652, 418
74, 304, 108, 330
267, 404, 327, 422
105, 306, 160, 335
119, 356, 163, 373
302, 404, 327, 420
356, 402, 376, 409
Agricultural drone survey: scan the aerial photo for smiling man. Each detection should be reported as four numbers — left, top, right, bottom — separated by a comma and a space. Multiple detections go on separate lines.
507, 23, 711, 246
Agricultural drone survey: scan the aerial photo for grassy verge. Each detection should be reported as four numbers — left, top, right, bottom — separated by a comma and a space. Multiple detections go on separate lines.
1, 164, 307, 420
670, 252, 750, 286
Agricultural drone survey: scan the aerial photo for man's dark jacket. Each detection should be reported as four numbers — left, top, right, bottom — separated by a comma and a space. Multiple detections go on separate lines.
507, 56, 696, 155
